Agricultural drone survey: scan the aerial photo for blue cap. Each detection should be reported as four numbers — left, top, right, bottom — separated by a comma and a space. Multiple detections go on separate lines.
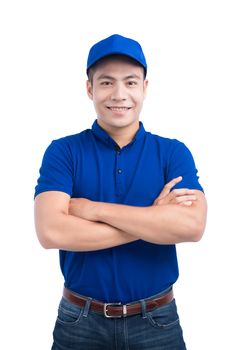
87, 34, 147, 75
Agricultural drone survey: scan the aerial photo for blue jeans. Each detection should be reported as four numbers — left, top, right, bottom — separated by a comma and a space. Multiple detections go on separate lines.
52, 289, 186, 350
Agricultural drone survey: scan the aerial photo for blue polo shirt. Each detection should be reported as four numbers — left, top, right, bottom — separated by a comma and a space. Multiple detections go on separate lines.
35, 120, 203, 303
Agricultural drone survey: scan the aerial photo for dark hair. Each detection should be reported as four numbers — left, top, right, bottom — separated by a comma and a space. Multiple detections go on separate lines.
87, 54, 146, 84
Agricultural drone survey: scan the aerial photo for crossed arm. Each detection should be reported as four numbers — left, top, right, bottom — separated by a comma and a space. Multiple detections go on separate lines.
34, 177, 207, 251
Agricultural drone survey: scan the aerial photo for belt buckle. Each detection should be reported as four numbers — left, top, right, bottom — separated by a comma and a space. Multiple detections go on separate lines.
104, 302, 122, 318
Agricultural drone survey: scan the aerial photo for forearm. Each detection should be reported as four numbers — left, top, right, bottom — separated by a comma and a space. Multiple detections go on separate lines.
95, 201, 206, 244
36, 213, 137, 252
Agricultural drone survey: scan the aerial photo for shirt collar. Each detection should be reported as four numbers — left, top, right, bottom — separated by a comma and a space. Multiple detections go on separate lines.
91, 119, 146, 148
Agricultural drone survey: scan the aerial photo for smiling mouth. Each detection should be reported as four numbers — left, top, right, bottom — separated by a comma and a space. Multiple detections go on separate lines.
107, 107, 131, 111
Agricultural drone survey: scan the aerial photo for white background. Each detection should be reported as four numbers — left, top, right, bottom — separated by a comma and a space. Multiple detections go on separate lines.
0, 0, 233, 349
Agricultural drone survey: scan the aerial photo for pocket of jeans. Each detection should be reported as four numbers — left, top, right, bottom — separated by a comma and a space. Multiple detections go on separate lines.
146, 299, 180, 329
56, 298, 83, 326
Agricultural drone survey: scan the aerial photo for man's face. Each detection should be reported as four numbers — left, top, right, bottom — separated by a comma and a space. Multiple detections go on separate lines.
86, 57, 148, 133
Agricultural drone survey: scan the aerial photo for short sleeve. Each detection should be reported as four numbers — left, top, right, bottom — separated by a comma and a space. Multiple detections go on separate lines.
34, 139, 74, 198
166, 140, 204, 192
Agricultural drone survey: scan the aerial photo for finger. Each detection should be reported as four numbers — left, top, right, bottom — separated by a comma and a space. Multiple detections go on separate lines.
158, 176, 183, 199
171, 189, 195, 196
179, 201, 193, 206
175, 195, 197, 204
161, 191, 196, 204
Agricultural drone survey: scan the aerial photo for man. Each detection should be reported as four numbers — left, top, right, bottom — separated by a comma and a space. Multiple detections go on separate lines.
34, 34, 207, 349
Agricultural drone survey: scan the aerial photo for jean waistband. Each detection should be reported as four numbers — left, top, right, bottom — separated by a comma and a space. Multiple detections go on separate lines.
63, 286, 174, 318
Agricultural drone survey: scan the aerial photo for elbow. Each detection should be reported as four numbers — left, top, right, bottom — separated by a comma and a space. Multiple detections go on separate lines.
35, 227, 57, 249
188, 217, 206, 242
38, 236, 54, 250
190, 226, 204, 242
190, 194, 207, 242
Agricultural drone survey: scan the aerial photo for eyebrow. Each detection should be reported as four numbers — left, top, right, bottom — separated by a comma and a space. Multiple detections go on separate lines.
97, 74, 114, 81
124, 74, 141, 80
97, 74, 142, 81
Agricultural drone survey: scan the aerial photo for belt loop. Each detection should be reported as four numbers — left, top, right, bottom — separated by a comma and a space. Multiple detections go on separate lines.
83, 297, 92, 318
140, 299, 147, 319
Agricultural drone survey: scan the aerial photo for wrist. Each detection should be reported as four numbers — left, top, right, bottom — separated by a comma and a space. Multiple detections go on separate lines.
94, 201, 106, 222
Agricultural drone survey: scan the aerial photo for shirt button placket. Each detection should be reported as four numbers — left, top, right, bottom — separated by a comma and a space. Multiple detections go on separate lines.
116, 148, 123, 196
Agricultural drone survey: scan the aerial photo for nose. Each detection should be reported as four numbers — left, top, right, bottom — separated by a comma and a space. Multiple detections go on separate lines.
110, 83, 127, 101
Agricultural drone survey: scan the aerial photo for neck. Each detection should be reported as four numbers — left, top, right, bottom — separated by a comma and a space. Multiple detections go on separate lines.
98, 120, 140, 148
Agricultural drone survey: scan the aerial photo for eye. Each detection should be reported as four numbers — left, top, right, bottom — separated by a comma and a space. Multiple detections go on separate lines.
100, 81, 112, 86
127, 80, 137, 86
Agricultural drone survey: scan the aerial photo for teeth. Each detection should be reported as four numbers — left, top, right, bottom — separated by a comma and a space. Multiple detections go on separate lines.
109, 107, 129, 111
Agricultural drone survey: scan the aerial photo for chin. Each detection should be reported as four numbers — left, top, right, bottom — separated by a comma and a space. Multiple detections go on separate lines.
98, 114, 138, 129
110, 120, 134, 128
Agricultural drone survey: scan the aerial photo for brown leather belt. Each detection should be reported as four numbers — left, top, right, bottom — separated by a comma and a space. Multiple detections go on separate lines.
63, 287, 174, 318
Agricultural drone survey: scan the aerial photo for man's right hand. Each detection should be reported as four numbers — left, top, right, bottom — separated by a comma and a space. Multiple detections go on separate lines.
153, 176, 197, 207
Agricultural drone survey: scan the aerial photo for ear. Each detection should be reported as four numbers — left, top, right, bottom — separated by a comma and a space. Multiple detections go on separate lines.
143, 79, 148, 98
86, 80, 93, 100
